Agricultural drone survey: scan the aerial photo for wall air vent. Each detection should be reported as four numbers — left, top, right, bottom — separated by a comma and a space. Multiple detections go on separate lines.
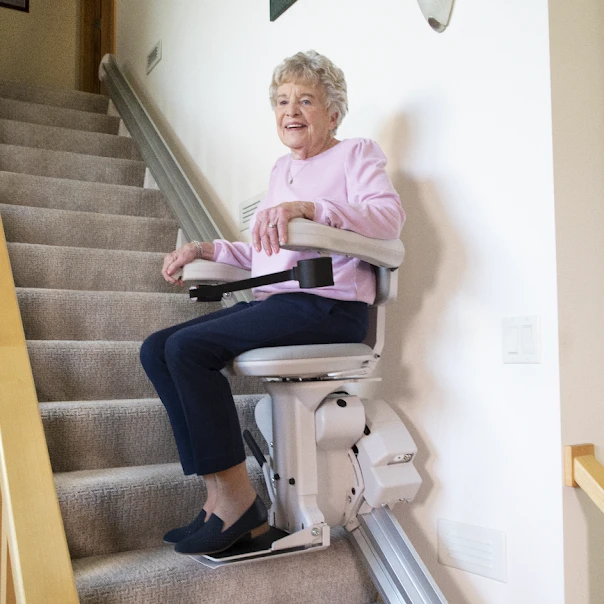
239, 194, 264, 231
147, 40, 162, 75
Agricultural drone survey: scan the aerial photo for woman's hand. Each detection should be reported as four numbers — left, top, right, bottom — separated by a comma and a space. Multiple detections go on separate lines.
252, 201, 315, 256
161, 241, 215, 285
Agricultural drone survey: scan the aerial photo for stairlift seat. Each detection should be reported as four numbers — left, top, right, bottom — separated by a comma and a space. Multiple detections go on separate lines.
230, 342, 375, 378
182, 219, 402, 380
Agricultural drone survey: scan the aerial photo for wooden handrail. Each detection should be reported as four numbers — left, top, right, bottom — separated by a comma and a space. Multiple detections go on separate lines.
564, 444, 604, 514
0, 216, 79, 603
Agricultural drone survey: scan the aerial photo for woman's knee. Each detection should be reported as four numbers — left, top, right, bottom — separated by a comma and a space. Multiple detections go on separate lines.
164, 331, 225, 371
140, 330, 169, 372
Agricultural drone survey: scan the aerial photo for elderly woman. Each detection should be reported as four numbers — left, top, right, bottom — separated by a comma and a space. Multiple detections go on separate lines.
139, 50, 405, 556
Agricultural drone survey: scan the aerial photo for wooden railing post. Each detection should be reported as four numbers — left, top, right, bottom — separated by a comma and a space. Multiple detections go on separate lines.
564, 444, 604, 514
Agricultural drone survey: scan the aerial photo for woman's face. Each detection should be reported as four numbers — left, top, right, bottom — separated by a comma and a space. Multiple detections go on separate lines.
275, 80, 338, 160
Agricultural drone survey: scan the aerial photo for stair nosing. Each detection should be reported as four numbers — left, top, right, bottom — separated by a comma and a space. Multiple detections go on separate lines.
0, 96, 118, 122
1, 202, 178, 227
16, 287, 187, 300
0, 79, 110, 113
0, 170, 160, 194
0, 117, 141, 159
0, 142, 146, 169
8, 241, 166, 257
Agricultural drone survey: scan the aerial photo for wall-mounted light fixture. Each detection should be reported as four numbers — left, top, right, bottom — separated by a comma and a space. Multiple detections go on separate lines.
417, 0, 454, 32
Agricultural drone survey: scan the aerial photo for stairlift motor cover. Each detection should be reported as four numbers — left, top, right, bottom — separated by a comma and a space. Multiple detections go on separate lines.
355, 399, 422, 507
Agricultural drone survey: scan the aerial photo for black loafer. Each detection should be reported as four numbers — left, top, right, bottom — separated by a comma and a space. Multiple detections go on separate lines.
163, 508, 206, 544
174, 496, 269, 555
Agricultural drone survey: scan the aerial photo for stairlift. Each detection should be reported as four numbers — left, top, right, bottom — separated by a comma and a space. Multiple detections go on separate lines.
179, 219, 448, 604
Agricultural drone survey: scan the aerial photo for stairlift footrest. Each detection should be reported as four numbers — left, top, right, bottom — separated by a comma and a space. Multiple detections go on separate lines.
192, 525, 330, 568
271, 524, 330, 551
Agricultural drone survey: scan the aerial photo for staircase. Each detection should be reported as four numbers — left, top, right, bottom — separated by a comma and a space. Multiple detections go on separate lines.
0, 80, 377, 603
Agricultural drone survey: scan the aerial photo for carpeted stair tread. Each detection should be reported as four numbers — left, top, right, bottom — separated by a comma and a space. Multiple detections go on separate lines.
17, 288, 216, 341
73, 533, 376, 604
0, 118, 142, 160
0, 97, 119, 134
0, 172, 172, 218
0, 144, 145, 186
27, 340, 259, 402
0, 79, 109, 114
55, 460, 268, 559
1, 204, 178, 252
40, 396, 266, 472
8, 243, 174, 292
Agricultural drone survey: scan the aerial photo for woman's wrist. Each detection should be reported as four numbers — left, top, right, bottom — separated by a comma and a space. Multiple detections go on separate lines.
189, 241, 214, 260
300, 201, 315, 220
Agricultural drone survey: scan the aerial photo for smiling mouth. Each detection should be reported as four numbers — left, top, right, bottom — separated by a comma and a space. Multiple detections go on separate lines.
285, 124, 306, 130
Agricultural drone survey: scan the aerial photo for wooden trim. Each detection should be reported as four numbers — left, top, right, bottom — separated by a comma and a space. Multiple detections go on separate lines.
1, 491, 16, 604
79, 0, 97, 93
80, 0, 115, 94
0, 216, 79, 603
101, 0, 116, 57
564, 444, 604, 514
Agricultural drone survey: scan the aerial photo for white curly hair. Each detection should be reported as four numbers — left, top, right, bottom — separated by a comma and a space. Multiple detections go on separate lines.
269, 50, 348, 135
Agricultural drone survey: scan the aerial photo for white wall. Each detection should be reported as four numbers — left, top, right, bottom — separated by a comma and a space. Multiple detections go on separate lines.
116, 2, 566, 602
0, 0, 79, 89
549, 1, 604, 602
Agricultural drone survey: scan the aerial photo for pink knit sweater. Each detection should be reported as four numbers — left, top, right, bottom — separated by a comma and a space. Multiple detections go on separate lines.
212, 138, 405, 304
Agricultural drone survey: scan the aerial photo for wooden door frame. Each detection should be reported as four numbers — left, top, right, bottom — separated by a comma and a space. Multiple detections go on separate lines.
79, 0, 116, 94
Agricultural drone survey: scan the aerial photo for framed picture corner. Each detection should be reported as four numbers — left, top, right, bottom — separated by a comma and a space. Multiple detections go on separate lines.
0, 0, 30, 13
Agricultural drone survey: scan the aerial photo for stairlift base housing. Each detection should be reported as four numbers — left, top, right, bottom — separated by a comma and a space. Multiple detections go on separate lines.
179, 220, 421, 566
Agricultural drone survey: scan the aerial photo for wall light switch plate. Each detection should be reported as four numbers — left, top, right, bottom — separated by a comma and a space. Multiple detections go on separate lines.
438, 519, 507, 582
502, 316, 541, 364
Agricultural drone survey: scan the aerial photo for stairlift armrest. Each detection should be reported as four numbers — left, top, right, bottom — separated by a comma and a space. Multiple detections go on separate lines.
283, 219, 405, 269
181, 259, 251, 284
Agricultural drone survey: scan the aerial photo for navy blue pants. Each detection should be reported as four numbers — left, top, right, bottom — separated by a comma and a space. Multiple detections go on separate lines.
139, 293, 368, 476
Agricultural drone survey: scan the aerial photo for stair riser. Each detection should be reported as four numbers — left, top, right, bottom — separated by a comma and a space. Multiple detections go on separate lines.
0, 80, 109, 113
18, 290, 216, 341
28, 341, 155, 402
28, 341, 260, 402
41, 397, 266, 472
0, 119, 142, 160
56, 460, 268, 559
8, 243, 174, 293
0, 145, 145, 187
0, 98, 119, 134
0, 172, 172, 218
1, 204, 178, 253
